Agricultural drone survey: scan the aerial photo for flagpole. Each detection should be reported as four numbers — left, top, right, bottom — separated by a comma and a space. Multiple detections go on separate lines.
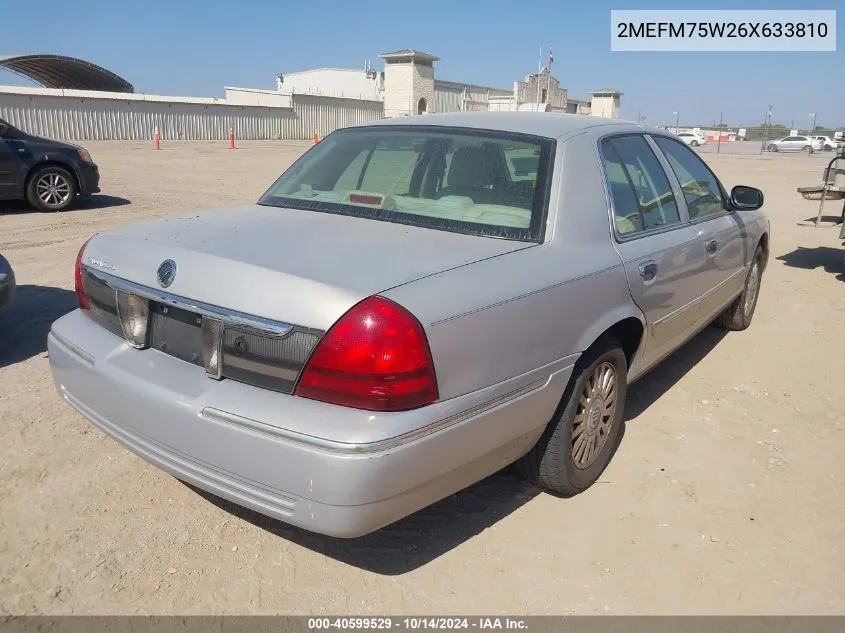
536, 45, 542, 106
546, 46, 552, 109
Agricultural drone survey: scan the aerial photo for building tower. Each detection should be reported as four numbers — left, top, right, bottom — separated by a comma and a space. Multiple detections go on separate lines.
378, 49, 439, 117
590, 89, 623, 119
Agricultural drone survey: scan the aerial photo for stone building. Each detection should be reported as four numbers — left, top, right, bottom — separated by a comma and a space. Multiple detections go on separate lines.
379, 49, 437, 117
270, 48, 622, 119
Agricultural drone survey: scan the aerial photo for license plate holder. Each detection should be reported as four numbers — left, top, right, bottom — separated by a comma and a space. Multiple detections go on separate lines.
147, 302, 204, 367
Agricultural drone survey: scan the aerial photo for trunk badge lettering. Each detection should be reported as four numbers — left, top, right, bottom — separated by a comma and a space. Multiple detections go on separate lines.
87, 257, 114, 270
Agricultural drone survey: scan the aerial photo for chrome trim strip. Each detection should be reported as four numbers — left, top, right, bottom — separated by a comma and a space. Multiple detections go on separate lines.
49, 330, 95, 366
83, 266, 296, 336
654, 266, 746, 328
200, 377, 548, 455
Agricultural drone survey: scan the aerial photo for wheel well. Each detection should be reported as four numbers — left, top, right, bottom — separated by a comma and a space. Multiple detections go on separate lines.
758, 232, 770, 270
599, 317, 644, 368
25, 161, 80, 193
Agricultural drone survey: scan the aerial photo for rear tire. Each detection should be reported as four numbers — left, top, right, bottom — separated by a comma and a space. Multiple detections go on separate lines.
691, 140, 699, 147
717, 245, 763, 331
516, 336, 627, 497
26, 165, 77, 212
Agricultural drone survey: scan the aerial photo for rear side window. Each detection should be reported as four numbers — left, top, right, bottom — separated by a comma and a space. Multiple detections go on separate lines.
600, 135, 682, 236
259, 126, 555, 242
652, 137, 726, 220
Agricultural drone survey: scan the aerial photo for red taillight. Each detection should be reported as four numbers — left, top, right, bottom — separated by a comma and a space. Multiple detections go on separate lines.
74, 237, 93, 310
294, 296, 438, 412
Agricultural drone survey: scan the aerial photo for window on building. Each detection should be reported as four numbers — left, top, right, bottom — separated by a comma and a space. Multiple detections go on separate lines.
541, 89, 547, 103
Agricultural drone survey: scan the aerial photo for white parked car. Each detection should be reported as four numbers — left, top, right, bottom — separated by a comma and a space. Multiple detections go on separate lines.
765, 135, 823, 153
812, 136, 837, 151
677, 132, 707, 147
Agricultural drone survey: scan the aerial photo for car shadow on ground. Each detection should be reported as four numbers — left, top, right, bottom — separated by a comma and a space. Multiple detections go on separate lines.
624, 325, 727, 420
190, 326, 729, 574
187, 468, 541, 575
0, 194, 131, 215
0, 285, 77, 368
776, 246, 845, 281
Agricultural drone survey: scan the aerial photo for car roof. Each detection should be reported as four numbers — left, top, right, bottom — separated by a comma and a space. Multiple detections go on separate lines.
359, 111, 646, 139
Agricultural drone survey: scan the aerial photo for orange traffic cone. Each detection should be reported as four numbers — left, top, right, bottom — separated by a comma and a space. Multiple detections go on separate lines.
313, 129, 319, 144
153, 126, 161, 150
228, 126, 236, 149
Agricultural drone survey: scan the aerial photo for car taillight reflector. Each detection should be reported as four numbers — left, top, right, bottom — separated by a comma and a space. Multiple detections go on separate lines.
74, 236, 94, 310
115, 290, 150, 348
294, 296, 438, 412
201, 317, 223, 377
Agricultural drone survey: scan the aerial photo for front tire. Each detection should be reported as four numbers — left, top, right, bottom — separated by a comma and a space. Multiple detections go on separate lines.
516, 336, 627, 496
26, 165, 77, 212
767, 144, 778, 152
691, 140, 699, 147
717, 245, 763, 331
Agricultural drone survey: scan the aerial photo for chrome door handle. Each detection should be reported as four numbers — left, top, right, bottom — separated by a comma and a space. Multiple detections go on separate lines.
705, 239, 718, 254
638, 261, 658, 281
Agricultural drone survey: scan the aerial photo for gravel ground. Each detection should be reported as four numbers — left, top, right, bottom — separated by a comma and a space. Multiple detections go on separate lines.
1, 141, 843, 615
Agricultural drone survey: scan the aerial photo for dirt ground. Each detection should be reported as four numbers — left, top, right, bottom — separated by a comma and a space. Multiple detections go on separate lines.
1, 140, 843, 615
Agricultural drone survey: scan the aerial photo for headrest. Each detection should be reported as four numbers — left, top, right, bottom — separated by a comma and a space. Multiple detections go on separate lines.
447, 146, 497, 190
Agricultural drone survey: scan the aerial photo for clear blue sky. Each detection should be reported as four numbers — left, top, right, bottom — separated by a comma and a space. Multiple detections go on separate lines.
1, 0, 842, 128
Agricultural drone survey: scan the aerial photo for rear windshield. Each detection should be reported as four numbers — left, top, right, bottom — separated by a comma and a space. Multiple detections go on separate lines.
258, 125, 555, 242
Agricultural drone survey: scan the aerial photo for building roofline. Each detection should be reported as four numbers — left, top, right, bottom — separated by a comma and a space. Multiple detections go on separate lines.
378, 49, 440, 62
434, 78, 511, 94
282, 67, 375, 77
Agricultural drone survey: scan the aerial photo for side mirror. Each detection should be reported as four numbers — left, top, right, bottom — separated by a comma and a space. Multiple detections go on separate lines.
730, 185, 763, 211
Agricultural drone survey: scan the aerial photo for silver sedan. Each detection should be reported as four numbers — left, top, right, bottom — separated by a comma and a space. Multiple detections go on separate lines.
766, 135, 823, 152
48, 113, 770, 538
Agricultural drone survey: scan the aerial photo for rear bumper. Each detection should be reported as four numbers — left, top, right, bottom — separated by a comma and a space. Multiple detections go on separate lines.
76, 162, 100, 195
48, 310, 569, 538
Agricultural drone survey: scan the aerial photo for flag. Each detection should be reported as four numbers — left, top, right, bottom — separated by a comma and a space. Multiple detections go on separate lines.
548, 47, 554, 72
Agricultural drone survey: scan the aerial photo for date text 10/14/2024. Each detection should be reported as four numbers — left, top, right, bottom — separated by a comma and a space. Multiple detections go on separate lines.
307, 618, 528, 630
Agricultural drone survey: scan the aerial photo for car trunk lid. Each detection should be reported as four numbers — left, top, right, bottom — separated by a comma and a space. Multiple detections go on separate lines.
82, 203, 534, 330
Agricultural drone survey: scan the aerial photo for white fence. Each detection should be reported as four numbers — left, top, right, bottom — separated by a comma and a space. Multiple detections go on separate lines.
0, 86, 384, 141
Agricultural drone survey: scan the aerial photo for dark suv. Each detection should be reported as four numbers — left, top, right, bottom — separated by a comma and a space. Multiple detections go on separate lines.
0, 118, 100, 212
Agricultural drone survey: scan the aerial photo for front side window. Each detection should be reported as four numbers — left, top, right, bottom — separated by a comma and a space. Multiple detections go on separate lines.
258, 126, 554, 241
652, 136, 725, 219
600, 135, 681, 236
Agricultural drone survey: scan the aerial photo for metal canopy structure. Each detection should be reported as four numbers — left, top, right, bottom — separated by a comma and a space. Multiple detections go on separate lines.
0, 54, 134, 93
